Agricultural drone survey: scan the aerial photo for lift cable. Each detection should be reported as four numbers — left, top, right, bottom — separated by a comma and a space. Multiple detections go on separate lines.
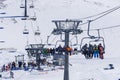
79, 4, 120, 26
79, 4, 120, 19
97, 24, 120, 30
82, 24, 120, 31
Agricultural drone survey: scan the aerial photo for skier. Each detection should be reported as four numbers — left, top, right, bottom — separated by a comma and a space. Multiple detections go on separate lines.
93, 44, 99, 58
98, 43, 105, 59
81, 44, 89, 59
57, 45, 63, 55
88, 44, 94, 59
65, 45, 72, 56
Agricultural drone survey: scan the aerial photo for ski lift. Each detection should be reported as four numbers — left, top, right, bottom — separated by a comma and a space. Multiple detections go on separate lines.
29, 4, 34, 8
0, 41, 5, 43
23, 28, 29, 34
34, 26, 40, 35
30, 16, 37, 21
34, 30, 40, 35
89, 29, 105, 49
20, 0, 25, 8
29, 12, 37, 21
20, 4, 25, 8
55, 34, 66, 48
0, 27, 4, 29
55, 40, 65, 48
70, 35, 79, 47
0, 12, 6, 14
89, 37, 105, 48
21, 17, 27, 20
80, 36, 106, 51
45, 35, 56, 46
80, 20, 105, 50
29, 1, 34, 8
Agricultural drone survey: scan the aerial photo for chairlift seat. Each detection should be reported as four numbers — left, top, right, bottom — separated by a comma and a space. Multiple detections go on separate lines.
23, 29, 29, 34
90, 36, 96, 39
0, 27, 4, 29
23, 32, 29, 34
20, 4, 25, 8
0, 41, 5, 43
30, 17, 37, 21
35, 31, 40, 35
21, 18, 27, 20
0, 12, 6, 14
20, 6, 25, 8
72, 44, 77, 46
29, 5, 34, 8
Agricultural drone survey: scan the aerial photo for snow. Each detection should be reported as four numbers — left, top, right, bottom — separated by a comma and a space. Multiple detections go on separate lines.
1, 54, 120, 80
0, 0, 120, 80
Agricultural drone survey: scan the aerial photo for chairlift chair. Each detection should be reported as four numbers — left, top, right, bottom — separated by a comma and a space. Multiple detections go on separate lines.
20, 4, 25, 8
80, 20, 105, 50
0, 27, 4, 29
29, 5, 34, 8
21, 17, 27, 20
80, 35, 105, 50
23, 29, 29, 34
35, 26, 40, 35
0, 12, 6, 14
29, 0, 34, 8
46, 35, 56, 46
29, 3, 34, 8
30, 16, 37, 21
0, 41, 5, 43
89, 37, 105, 49
88, 29, 105, 49
55, 40, 65, 48
80, 37, 93, 50
70, 35, 79, 47
34, 30, 40, 35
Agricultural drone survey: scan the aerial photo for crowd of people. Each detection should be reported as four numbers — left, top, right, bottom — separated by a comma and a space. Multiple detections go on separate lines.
0, 61, 40, 78
0, 44, 105, 75
0, 45, 76, 71
32, 45, 77, 57
81, 43, 105, 59
1, 61, 26, 72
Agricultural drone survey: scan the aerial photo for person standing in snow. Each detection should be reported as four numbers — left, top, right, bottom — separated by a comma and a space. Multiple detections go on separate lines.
10, 70, 14, 78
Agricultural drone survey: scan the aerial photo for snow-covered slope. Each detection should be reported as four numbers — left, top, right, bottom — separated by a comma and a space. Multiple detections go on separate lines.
1, 54, 120, 80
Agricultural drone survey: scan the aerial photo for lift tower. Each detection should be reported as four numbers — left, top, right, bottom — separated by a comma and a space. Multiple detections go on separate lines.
52, 19, 83, 80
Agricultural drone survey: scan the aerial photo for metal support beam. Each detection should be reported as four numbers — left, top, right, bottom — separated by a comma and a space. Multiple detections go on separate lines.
64, 31, 69, 80
52, 19, 83, 80
24, 0, 28, 17
36, 49, 41, 70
